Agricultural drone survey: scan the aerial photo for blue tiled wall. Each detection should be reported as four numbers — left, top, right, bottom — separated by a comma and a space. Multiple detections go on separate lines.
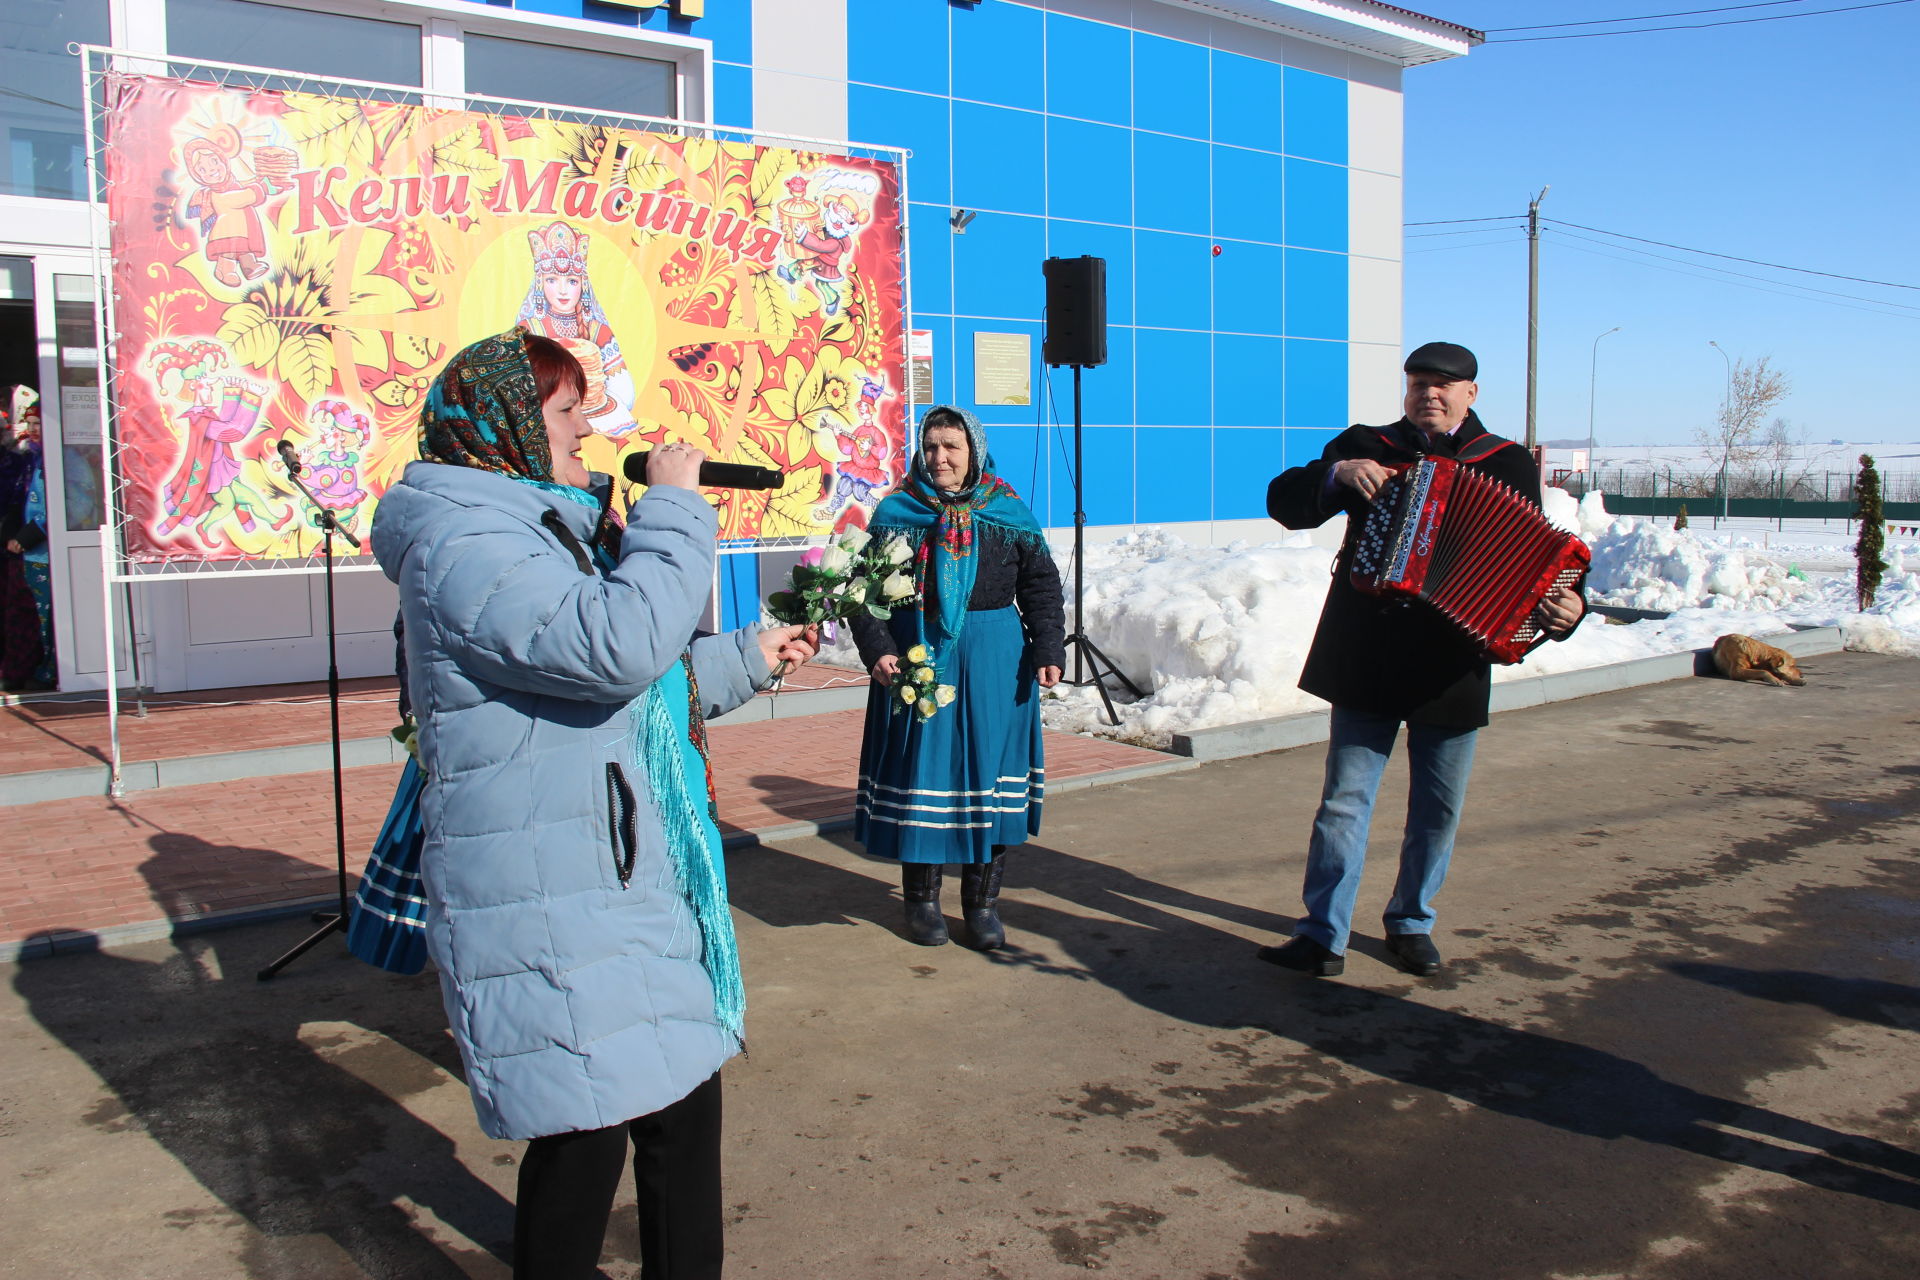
846, 0, 1353, 531
494, 0, 1358, 560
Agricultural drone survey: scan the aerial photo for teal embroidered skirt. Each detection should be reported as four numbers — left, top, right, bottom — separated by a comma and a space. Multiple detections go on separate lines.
855, 605, 1044, 865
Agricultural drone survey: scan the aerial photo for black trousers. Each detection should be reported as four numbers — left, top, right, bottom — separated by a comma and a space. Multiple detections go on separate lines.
513, 1071, 724, 1280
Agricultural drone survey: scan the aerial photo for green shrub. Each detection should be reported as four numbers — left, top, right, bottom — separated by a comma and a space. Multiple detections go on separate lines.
1855, 454, 1886, 609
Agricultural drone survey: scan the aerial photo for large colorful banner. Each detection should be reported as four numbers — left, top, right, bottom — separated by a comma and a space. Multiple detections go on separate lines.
102, 74, 907, 563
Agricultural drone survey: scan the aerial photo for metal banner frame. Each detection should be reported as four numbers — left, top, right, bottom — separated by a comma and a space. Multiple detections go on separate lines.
77, 44, 915, 794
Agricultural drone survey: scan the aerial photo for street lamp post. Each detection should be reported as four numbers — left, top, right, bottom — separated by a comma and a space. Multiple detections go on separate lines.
1587, 326, 1620, 490
1709, 340, 1732, 525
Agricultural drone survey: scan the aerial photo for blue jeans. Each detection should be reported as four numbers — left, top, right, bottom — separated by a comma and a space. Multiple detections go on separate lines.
1297, 706, 1479, 955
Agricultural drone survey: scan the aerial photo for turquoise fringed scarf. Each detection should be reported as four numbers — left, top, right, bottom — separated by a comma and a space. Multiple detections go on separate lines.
633, 656, 743, 1048
869, 405, 1046, 685
509, 473, 743, 1047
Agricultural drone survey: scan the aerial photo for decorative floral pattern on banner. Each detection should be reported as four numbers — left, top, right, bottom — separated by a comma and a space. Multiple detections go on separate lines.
103, 74, 907, 562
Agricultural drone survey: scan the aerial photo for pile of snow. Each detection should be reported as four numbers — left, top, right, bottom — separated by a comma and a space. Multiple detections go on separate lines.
793, 489, 1920, 746
1041, 530, 1336, 740
1039, 492, 1920, 746
1584, 518, 1816, 613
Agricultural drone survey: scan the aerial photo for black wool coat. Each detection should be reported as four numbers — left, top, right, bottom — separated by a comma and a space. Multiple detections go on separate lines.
849, 526, 1067, 672
1266, 411, 1583, 729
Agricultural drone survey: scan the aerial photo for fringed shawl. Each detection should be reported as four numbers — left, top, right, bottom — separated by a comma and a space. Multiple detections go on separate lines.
868, 405, 1046, 682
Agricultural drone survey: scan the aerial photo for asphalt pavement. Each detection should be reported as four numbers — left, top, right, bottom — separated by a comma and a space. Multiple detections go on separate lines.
4, 649, 1917, 1279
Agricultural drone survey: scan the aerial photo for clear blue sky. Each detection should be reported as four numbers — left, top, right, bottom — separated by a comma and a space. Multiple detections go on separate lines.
1399, 0, 1920, 447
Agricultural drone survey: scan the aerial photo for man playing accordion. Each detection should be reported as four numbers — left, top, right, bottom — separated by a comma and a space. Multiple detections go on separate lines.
1260, 342, 1586, 978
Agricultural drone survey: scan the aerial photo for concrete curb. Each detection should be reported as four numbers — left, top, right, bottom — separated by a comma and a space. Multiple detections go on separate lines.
0, 734, 410, 808
5, 893, 343, 963
5, 753, 1202, 962
1170, 625, 1849, 763
2, 683, 870, 808
715, 753, 1203, 852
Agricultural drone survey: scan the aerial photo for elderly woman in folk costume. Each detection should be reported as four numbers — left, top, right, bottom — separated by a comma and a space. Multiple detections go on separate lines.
849, 406, 1066, 949
370, 327, 817, 1279
516, 221, 636, 436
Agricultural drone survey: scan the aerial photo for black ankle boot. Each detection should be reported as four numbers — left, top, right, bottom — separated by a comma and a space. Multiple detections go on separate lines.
901, 863, 948, 946
960, 850, 1007, 951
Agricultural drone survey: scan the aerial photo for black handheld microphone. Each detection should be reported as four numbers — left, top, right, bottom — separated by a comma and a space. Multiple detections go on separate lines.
276, 439, 302, 476
624, 451, 784, 491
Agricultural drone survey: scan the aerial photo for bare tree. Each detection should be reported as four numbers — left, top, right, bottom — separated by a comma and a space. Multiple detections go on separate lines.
1693, 355, 1791, 515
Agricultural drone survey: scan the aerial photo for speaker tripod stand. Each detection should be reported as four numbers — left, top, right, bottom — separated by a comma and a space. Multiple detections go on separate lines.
1061, 363, 1141, 727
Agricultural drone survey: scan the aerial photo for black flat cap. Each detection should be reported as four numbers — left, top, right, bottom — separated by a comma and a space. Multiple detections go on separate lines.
1404, 342, 1477, 382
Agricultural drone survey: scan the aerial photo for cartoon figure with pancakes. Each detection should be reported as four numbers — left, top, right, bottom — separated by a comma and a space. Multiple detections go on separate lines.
180, 122, 294, 289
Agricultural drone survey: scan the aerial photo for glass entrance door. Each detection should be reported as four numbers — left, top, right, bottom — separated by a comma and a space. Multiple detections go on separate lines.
28, 252, 135, 692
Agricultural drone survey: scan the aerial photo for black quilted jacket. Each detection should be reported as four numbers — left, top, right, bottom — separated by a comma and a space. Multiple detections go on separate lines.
849, 526, 1067, 671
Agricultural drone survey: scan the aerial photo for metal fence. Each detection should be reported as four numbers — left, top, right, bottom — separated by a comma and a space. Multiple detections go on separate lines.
1562, 469, 1920, 523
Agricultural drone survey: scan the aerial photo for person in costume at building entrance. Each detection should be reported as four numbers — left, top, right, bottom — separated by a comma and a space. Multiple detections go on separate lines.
1259, 343, 1586, 979
148, 339, 294, 548
849, 406, 1065, 949
516, 221, 636, 437
0, 387, 53, 691
371, 328, 818, 1280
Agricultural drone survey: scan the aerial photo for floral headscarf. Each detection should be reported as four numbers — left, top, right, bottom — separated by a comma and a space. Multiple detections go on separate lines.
869, 405, 1046, 682
418, 328, 555, 483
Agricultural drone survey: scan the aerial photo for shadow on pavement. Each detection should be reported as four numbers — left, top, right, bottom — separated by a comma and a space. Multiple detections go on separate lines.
1668, 962, 1920, 1030
972, 841, 1920, 1219
13, 823, 511, 1279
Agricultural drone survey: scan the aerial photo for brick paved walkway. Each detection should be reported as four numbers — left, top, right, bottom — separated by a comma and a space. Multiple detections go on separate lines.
4, 699, 1179, 958
0, 660, 874, 777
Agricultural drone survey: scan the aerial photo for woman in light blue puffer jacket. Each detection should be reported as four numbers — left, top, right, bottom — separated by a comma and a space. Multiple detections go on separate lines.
371, 329, 815, 1280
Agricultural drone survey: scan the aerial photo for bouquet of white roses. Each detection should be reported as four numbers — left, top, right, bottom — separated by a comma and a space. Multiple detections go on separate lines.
890, 643, 957, 722
765, 527, 919, 635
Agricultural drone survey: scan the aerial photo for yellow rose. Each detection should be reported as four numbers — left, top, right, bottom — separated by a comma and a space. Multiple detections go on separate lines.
906, 643, 929, 663
899, 684, 916, 704
934, 684, 956, 707
914, 666, 934, 684
916, 697, 937, 717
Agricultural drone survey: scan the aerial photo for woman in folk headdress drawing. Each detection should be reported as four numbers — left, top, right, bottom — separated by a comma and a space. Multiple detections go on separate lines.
515, 221, 636, 437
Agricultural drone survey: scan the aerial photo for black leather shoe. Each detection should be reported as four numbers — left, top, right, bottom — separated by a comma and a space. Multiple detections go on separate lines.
1256, 935, 1344, 977
1384, 932, 1442, 976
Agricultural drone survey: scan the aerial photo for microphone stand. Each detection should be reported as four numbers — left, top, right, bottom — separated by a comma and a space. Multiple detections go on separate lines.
258, 450, 361, 981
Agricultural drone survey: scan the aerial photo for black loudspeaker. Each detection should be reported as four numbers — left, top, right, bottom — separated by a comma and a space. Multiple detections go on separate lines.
1042, 255, 1107, 368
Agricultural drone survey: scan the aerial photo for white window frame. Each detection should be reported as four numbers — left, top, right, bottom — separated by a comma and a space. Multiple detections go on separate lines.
135, 0, 713, 122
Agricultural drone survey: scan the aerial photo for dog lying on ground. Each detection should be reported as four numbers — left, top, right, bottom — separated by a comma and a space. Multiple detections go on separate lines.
1712, 634, 1807, 687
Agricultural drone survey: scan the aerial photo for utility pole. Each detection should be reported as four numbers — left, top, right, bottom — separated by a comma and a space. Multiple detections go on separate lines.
1525, 185, 1549, 450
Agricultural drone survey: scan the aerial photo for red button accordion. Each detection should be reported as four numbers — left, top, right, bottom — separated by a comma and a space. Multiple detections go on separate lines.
1349, 457, 1590, 665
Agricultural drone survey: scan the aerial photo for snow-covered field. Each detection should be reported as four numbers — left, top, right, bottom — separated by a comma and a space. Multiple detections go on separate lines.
1033, 491, 1920, 746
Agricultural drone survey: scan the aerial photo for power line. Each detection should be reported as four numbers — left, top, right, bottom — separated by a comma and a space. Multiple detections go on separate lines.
1407, 235, 1528, 256
1549, 238, 1920, 320
1546, 218, 1920, 291
1548, 227, 1920, 312
1485, 0, 1913, 41
1406, 224, 1527, 238
1488, 1, 1825, 33
1402, 215, 1523, 226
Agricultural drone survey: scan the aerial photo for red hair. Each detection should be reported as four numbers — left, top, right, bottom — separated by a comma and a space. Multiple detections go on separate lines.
523, 332, 587, 404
